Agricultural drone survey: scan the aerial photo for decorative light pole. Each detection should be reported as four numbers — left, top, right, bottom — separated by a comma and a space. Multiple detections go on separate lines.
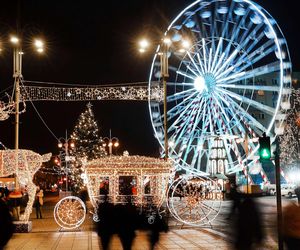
8, 35, 45, 150
102, 129, 119, 156
58, 130, 75, 192
138, 37, 190, 160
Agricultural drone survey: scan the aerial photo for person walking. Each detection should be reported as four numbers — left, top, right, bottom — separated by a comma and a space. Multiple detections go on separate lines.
0, 198, 14, 249
282, 202, 300, 249
35, 188, 44, 219
97, 195, 115, 250
294, 186, 300, 204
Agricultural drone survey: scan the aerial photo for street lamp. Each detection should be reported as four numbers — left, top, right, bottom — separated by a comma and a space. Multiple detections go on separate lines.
3, 34, 46, 150
57, 130, 75, 192
138, 37, 191, 160
102, 129, 119, 156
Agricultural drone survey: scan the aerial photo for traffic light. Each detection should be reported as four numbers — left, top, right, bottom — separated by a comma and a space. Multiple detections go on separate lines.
259, 133, 271, 160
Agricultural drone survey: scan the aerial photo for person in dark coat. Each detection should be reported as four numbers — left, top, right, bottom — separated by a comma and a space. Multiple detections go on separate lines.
148, 213, 169, 250
96, 196, 115, 250
282, 202, 300, 250
0, 199, 14, 249
295, 186, 300, 204
234, 196, 264, 250
227, 183, 241, 219
117, 199, 139, 250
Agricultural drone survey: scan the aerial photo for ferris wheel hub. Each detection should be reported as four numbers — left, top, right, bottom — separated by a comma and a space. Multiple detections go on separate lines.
194, 73, 216, 94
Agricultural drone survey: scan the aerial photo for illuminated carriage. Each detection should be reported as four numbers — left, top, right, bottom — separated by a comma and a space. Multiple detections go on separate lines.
83, 155, 172, 219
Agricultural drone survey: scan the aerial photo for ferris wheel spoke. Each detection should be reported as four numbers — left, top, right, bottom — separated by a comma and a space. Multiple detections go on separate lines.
219, 101, 257, 152
234, 40, 276, 73
167, 93, 200, 117
211, 52, 226, 75
216, 92, 267, 134
214, 47, 241, 77
210, 37, 223, 74
217, 84, 280, 92
186, 51, 205, 75
168, 94, 203, 130
167, 82, 194, 87
217, 87, 275, 115
202, 38, 209, 72
167, 88, 196, 102
216, 61, 281, 84
207, 48, 213, 73
176, 70, 196, 81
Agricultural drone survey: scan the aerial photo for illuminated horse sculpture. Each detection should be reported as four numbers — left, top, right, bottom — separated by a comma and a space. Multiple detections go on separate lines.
0, 149, 51, 221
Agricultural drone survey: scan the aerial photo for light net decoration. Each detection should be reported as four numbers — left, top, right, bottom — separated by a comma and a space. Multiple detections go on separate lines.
53, 196, 86, 230
0, 150, 52, 221
83, 155, 173, 218
20, 83, 163, 102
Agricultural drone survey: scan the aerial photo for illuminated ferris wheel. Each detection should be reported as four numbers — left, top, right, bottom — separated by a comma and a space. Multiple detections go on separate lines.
148, 0, 292, 175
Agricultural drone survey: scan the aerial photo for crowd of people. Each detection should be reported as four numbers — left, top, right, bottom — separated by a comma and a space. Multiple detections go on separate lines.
96, 196, 168, 250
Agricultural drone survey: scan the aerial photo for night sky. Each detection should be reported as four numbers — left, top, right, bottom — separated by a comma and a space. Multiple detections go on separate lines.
0, 0, 299, 157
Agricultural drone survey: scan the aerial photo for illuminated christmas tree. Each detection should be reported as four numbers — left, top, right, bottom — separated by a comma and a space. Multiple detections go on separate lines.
279, 88, 300, 170
70, 102, 106, 192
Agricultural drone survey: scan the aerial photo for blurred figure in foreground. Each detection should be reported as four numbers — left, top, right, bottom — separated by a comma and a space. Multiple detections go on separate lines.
116, 198, 139, 250
147, 212, 169, 250
0, 198, 14, 249
282, 202, 300, 250
227, 183, 241, 219
234, 196, 264, 250
294, 186, 300, 205
97, 195, 115, 250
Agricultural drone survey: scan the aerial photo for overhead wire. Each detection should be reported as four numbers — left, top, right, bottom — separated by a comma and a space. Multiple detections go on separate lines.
20, 79, 59, 141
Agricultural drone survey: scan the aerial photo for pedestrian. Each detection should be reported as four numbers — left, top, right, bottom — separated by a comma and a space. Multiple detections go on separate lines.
35, 188, 44, 219
294, 186, 300, 204
97, 195, 115, 250
148, 212, 169, 250
8, 189, 22, 221
282, 202, 300, 249
0, 198, 14, 249
234, 196, 264, 250
117, 197, 138, 250
227, 183, 241, 219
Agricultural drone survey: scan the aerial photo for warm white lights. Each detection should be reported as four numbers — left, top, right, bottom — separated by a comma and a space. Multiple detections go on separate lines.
181, 39, 191, 49
84, 155, 173, 216
138, 39, 149, 53
163, 37, 172, 45
0, 149, 52, 222
20, 84, 163, 102
10, 36, 19, 44
34, 39, 44, 48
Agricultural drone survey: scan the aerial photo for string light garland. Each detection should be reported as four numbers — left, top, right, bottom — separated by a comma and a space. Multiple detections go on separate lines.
0, 149, 52, 222
83, 155, 173, 217
20, 84, 163, 102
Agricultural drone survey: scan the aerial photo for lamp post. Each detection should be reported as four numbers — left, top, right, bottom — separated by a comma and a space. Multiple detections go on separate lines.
138, 37, 190, 160
58, 130, 75, 192
7, 35, 45, 150
102, 129, 119, 156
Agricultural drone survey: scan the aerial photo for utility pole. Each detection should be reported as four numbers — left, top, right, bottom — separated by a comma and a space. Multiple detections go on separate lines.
274, 138, 283, 250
